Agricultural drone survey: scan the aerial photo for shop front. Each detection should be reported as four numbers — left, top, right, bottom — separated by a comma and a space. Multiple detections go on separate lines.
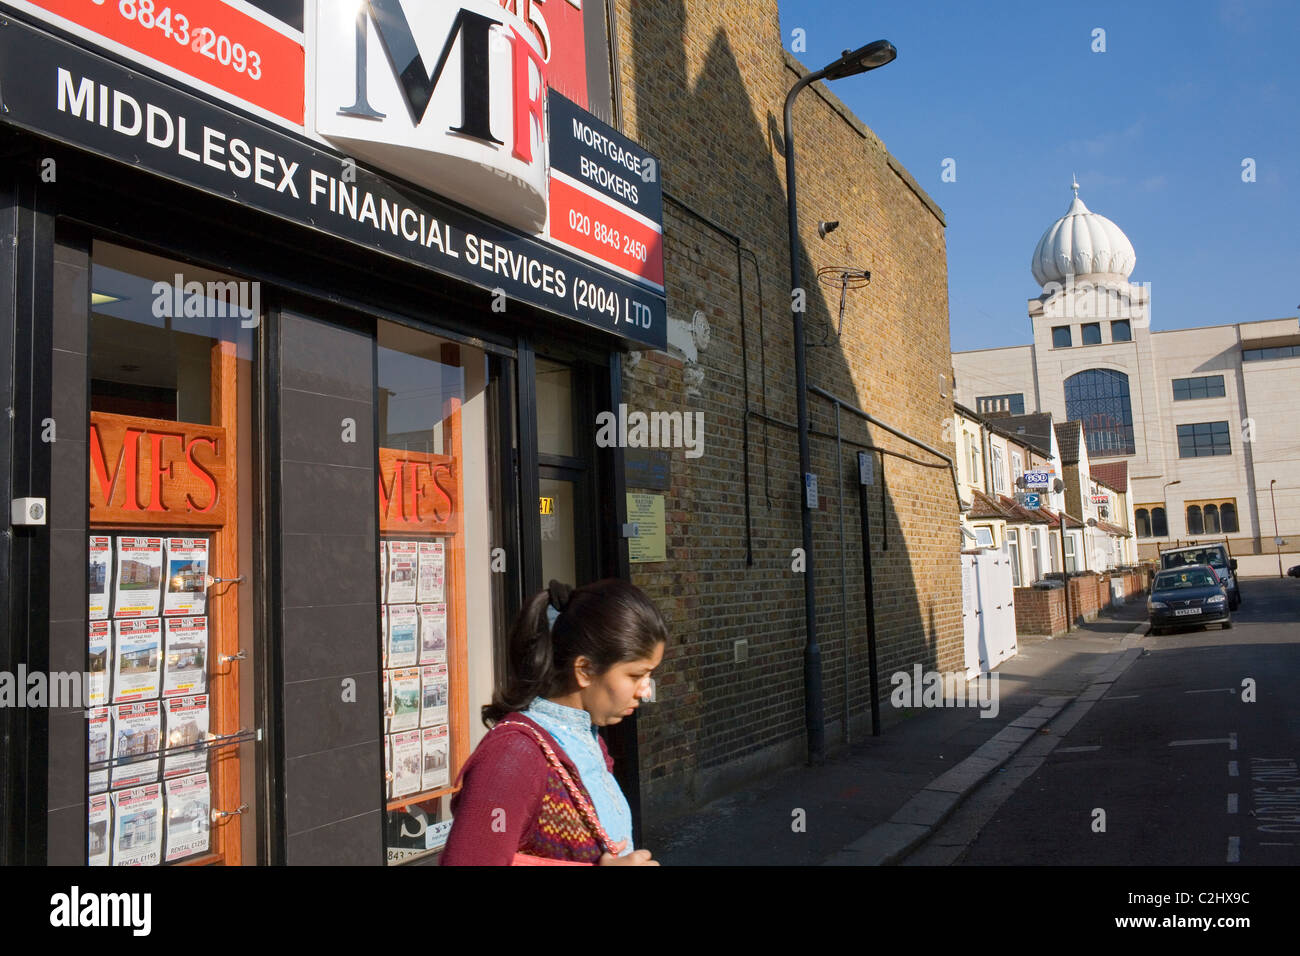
0, 0, 664, 865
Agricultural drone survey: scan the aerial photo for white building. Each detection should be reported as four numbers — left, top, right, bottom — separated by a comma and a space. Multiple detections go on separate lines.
953, 183, 1300, 570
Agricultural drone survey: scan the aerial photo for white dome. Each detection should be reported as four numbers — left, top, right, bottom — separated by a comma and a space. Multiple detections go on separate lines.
1031, 186, 1136, 287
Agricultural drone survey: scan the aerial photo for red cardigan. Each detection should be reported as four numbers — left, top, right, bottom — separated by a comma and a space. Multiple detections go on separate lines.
440, 714, 612, 866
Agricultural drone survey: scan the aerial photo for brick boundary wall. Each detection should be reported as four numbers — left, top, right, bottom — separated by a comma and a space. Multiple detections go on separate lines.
1015, 569, 1148, 637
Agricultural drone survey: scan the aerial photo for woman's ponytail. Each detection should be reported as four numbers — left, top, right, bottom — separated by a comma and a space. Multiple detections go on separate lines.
482, 578, 667, 727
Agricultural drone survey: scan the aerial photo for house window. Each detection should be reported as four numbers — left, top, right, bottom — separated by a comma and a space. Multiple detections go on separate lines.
1172, 375, 1226, 401
1064, 368, 1136, 456
965, 433, 980, 487
975, 393, 1026, 415
1177, 421, 1231, 457
1049, 534, 1059, 573
1007, 530, 1022, 587
1081, 323, 1102, 345
1030, 532, 1041, 581
975, 526, 995, 548
1011, 452, 1023, 484
1064, 534, 1077, 573
1111, 320, 1132, 342
1052, 326, 1072, 348
991, 446, 1006, 494
1243, 345, 1300, 361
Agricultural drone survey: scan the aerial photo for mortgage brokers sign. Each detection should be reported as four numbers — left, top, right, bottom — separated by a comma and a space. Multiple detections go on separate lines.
0, 2, 666, 349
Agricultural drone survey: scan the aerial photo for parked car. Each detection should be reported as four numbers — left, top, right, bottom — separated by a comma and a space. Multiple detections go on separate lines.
1287, 564, 1300, 578
1159, 544, 1240, 610
1148, 564, 1232, 635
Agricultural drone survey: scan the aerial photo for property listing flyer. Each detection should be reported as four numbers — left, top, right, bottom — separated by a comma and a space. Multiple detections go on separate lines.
88, 621, 111, 708
111, 700, 161, 790
164, 772, 211, 862
88, 792, 112, 866
113, 537, 164, 618
380, 544, 387, 604
163, 694, 210, 779
162, 617, 208, 697
111, 782, 163, 867
418, 603, 447, 664
421, 663, 449, 727
162, 538, 209, 616
386, 541, 418, 604
88, 707, 111, 795
421, 723, 450, 792
382, 669, 391, 733
111, 618, 162, 704
390, 730, 422, 797
381, 604, 388, 669
384, 734, 392, 798
389, 667, 422, 732
89, 535, 112, 620
417, 540, 445, 603
387, 604, 419, 668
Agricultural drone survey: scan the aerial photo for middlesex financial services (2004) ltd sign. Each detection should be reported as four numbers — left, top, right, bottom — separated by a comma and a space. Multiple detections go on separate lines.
0, 1, 666, 349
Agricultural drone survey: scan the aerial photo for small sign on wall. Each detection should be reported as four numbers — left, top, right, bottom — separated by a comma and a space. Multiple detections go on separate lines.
626, 494, 666, 563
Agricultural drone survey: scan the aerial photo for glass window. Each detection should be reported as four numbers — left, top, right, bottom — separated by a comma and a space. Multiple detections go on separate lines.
376, 323, 500, 865
1111, 320, 1132, 342
88, 241, 259, 866
1221, 502, 1239, 533
1243, 345, 1300, 361
1006, 530, 1022, 587
1135, 508, 1150, 538
535, 358, 575, 458
1172, 375, 1226, 401
1052, 326, 1072, 349
974, 526, 995, 548
991, 447, 1006, 494
1011, 452, 1023, 483
1177, 421, 1231, 457
1081, 323, 1102, 345
1064, 534, 1077, 573
1187, 505, 1204, 535
1064, 368, 1135, 456
976, 393, 1026, 415
1204, 504, 1221, 534
1152, 507, 1168, 537
1030, 532, 1041, 580
1049, 534, 1059, 573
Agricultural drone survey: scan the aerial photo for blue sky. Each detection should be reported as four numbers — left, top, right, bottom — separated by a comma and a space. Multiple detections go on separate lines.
775, 0, 1299, 351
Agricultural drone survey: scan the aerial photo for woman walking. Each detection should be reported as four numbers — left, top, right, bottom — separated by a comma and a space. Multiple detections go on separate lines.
441, 578, 667, 865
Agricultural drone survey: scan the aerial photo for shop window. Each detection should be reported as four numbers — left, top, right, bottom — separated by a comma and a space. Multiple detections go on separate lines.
1111, 320, 1132, 342
1081, 323, 1102, 345
87, 241, 258, 866
1187, 505, 1204, 535
376, 322, 500, 864
1177, 421, 1231, 457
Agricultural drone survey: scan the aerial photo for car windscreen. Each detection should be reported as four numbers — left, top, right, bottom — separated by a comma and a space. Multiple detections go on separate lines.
1155, 570, 1218, 589
1164, 549, 1226, 568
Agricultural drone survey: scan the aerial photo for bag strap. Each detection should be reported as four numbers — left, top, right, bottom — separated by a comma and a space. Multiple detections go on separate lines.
510, 720, 616, 855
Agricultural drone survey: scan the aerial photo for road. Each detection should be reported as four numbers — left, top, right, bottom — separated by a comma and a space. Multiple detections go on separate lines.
906, 576, 1300, 865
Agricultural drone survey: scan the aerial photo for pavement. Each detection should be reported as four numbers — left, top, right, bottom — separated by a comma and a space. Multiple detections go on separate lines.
643, 595, 1154, 866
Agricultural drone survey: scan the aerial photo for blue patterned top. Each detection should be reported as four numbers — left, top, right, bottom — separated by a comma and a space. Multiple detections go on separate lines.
521, 696, 634, 855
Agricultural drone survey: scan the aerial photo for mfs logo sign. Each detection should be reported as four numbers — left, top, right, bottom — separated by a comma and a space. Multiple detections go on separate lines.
313, 0, 549, 233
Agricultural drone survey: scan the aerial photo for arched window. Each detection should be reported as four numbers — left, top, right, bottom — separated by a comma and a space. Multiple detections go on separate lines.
1221, 502, 1239, 533
1135, 508, 1151, 538
1064, 369, 1136, 456
1187, 505, 1204, 535
1152, 507, 1168, 537
1204, 504, 1220, 534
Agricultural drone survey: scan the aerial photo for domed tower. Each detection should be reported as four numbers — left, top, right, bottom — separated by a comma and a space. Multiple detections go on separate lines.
1031, 180, 1137, 289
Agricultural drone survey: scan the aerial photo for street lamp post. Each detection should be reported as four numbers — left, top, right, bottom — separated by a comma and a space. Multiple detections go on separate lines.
1271, 478, 1282, 578
783, 40, 896, 764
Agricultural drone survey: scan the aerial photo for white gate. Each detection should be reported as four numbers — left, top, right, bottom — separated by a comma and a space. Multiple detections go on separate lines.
961, 550, 1018, 678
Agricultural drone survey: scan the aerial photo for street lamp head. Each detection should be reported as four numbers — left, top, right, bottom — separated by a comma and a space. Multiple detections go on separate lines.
821, 40, 897, 81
